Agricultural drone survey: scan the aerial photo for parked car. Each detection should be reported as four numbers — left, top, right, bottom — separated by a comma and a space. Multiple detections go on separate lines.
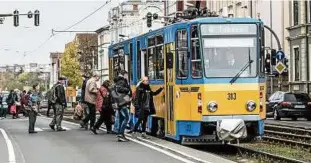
266, 91, 311, 121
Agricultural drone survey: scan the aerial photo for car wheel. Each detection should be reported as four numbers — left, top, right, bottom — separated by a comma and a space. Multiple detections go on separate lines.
292, 117, 297, 121
273, 109, 281, 120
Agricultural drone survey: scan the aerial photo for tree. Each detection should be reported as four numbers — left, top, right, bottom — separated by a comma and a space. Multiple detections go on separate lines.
18, 72, 30, 83
61, 42, 82, 88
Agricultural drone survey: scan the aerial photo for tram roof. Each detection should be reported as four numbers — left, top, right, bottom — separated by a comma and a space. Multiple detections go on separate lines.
109, 17, 262, 50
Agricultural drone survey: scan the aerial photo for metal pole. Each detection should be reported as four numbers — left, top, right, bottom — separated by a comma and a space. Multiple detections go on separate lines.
269, 1, 273, 94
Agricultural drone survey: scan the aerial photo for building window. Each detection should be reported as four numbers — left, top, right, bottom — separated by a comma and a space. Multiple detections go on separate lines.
294, 47, 300, 81
176, 29, 188, 78
177, 0, 184, 11
293, 0, 299, 26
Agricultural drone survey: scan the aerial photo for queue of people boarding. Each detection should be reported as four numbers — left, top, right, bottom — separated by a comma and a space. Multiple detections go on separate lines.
79, 70, 163, 142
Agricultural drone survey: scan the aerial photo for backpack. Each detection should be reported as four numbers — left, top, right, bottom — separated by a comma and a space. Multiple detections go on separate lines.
30, 94, 38, 103
46, 84, 60, 104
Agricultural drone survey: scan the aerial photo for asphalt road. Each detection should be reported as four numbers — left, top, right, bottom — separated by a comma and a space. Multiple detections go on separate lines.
0, 116, 182, 163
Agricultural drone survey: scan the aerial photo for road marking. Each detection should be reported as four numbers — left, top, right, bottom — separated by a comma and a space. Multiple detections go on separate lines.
40, 117, 209, 163
61, 126, 71, 130
0, 128, 16, 163
35, 127, 43, 131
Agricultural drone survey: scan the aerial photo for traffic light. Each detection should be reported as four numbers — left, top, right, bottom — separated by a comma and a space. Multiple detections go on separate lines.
34, 10, 40, 26
13, 10, 19, 27
153, 13, 158, 20
271, 49, 276, 65
265, 53, 271, 73
284, 58, 289, 67
146, 12, 152, 28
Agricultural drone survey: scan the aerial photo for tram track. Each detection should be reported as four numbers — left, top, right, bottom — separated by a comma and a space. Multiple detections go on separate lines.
227, 144, 308, 163
263, 124, 311, 150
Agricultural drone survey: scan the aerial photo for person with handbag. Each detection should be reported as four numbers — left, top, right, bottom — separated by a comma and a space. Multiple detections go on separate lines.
7, 90, 18, 119
112, 70, 132, 142
91, 80, 114, 134
129, 76, 163, 138
26, 84, 41, 134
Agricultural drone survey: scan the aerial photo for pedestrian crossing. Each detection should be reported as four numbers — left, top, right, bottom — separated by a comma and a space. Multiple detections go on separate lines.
38, 126, 72, 132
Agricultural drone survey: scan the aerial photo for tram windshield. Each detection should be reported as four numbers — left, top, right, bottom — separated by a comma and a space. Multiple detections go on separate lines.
200, 24, 258, 78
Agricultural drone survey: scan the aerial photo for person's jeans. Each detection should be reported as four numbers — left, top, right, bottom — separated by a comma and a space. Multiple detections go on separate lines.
118, 107, 129, 135
113, 111, 119, 132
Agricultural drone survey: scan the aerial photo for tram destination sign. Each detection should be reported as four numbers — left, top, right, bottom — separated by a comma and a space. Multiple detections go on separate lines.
201, 24, 257, 36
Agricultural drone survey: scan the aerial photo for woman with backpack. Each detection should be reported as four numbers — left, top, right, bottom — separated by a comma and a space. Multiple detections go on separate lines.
91, 80, 114, 135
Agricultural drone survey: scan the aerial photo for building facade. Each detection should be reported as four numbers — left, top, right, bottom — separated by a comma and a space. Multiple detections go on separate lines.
49, 52, 62, 88
108, 0, 164, 44
74, 33, 98, 76
96, 25, 111, 82
287, 0, 311, 95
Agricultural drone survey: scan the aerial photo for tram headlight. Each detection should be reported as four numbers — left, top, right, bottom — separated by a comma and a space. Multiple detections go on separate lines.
246, 100, 256, 112
207, 101, 218, 112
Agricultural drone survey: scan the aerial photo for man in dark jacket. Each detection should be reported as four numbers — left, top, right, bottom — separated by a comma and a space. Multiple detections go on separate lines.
49, 77, 67, 131
113, 70, 132, 142
130, 76, 163, 138
80, 75, 89, 129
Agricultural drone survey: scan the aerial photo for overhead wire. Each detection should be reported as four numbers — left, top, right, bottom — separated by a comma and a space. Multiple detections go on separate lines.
25, 0, 112, 57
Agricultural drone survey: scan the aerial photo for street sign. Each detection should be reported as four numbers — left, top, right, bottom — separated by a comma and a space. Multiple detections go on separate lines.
275, 61, 286, 74
276, 50, 285, 61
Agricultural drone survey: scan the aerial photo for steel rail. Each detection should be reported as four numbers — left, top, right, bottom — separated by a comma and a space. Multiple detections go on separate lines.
229, 144, 308, 163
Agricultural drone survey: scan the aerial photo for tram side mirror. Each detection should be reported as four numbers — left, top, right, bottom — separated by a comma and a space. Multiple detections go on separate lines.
166, 52, 173, 69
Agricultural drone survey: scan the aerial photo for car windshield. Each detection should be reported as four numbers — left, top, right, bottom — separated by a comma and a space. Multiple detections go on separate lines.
201, 24, 258, 78
284, 93, 310, 102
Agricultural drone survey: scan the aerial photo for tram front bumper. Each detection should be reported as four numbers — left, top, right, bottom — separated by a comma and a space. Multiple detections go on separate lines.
202, 115, 261, 122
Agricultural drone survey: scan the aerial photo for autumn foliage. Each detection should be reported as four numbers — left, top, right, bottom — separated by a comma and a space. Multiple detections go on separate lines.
61, 42, 82, 88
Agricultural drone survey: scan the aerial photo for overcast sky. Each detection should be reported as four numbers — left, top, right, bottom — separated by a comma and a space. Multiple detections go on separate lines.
0, 0, 125, 66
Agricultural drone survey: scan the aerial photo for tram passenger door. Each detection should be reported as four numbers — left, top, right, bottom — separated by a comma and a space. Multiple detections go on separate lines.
165, 43, 175, 136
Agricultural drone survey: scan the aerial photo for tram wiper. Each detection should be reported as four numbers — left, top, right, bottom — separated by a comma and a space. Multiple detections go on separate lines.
229, 60, 254, 84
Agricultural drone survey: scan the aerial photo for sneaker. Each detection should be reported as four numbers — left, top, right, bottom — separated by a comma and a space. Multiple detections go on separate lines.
117, 135, 129, 142
29, 131, 38, 134
141, 132, 150, 139
49, 124, 55, 131
91, 128, 98, 135
56, 128, 66, 132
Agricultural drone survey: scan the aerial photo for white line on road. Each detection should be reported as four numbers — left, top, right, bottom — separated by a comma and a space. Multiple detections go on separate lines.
61, 126, 71, 130
35, 127, 43, 131
39, 117, 208, 163
0, 128, 16, 163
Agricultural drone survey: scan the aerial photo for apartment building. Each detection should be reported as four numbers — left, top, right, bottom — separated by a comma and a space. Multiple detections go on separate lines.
287, 0, 311, 95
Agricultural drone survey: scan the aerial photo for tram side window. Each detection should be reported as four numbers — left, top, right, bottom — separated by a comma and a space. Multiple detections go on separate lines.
147, 47, 155, 79
129, 43, 133, 82
155, 35, 164, 80
112, 48, 125, 78
146, 36, 164, 80
176, 29, 188, 78
191, 25, 202, 78
137, 41, 141, 80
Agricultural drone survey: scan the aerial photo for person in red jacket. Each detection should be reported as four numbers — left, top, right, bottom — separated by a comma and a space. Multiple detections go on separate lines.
91, 80, 114, 134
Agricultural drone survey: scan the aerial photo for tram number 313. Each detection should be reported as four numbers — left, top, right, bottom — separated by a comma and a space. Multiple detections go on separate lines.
227, 93, 237, 100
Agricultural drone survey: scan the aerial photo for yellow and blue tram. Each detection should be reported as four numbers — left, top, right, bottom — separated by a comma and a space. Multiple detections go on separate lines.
108, 17, 266, 144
